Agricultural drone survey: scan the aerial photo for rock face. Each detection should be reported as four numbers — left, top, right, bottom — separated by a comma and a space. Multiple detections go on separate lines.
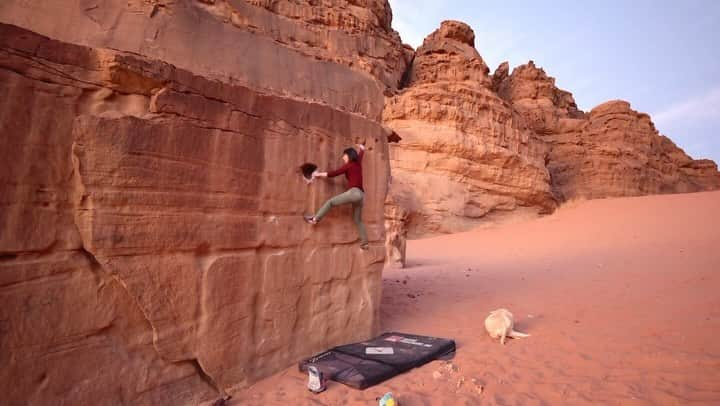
494, 62, 720, 200
196, 0, 413, 92
494, 60, 584, 135
383, 21, 556, 238
0, 0, 407, 403
0, 0, 412, 120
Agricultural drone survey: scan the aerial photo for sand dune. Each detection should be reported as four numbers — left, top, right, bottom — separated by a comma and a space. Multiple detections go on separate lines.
231, 191, 720, 405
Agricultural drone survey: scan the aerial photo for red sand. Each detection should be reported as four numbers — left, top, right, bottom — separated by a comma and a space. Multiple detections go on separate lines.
231, 191, 720, 405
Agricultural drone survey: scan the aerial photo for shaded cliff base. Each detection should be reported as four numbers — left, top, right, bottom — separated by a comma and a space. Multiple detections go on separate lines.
232, 190, 720, 404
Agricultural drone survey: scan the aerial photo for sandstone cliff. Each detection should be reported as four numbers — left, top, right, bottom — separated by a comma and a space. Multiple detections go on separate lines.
383, 21, 720, 266
494, 61, 720, 200
383, 21, 556, 238
0, 0, 408, 403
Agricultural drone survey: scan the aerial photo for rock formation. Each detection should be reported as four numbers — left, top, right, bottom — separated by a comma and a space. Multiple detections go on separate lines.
0, 0, 409, 403
383, 21, 720, 267
493, 60, 585, 134
494, 62, 720, 200
383, 21, 556, 238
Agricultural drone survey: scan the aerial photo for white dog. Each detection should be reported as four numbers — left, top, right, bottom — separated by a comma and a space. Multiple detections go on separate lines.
484, 308, 530, 344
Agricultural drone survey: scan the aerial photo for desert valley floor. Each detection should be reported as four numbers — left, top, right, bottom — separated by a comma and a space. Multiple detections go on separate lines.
233, 191, 720, 405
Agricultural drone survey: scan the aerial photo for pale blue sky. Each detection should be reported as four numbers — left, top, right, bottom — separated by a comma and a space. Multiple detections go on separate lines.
389, 0, 720, 163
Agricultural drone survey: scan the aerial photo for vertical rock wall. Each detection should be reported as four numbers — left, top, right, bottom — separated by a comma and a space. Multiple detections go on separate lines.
0, 0, 409, 403
383, 21, 556, 237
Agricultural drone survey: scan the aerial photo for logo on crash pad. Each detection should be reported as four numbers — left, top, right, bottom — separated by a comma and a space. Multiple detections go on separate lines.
365, 347, 395, 355
384, 335, 433, 347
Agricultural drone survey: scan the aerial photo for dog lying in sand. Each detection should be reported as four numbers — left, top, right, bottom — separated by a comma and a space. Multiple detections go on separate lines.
484, 308, 530, 344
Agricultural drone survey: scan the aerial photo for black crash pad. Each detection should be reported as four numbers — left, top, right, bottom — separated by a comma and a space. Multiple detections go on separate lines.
299, 332, 456, 389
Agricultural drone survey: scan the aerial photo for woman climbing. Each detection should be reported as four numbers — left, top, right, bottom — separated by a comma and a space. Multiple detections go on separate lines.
304, 143, 368, 250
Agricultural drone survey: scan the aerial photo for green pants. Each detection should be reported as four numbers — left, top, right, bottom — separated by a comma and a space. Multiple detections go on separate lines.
314, 187, 368, 244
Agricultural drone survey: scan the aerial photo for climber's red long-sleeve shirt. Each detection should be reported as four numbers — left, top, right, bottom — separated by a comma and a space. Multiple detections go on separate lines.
327, 149, 364, 191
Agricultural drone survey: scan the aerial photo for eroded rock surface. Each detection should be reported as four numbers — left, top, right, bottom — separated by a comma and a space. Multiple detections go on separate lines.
383, 21, 556, 238
0, 0, 412, 120
382, 21, 720, 267
494, 62, 720, 200
0, 0, 403, 401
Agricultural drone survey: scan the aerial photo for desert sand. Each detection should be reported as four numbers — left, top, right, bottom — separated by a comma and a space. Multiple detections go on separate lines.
232, 190, 720, 405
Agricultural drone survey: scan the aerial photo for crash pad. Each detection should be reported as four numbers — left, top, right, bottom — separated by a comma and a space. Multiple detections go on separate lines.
299, 332, 456, 389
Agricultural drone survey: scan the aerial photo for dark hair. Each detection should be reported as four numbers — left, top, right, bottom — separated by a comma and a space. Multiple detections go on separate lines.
343, 147, 359, 162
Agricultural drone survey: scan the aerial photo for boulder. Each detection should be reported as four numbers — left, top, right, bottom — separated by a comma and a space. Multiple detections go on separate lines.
0, 0, 408, 401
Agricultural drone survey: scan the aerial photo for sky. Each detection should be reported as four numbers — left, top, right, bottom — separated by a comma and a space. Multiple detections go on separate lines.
388, 0, 720, 163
